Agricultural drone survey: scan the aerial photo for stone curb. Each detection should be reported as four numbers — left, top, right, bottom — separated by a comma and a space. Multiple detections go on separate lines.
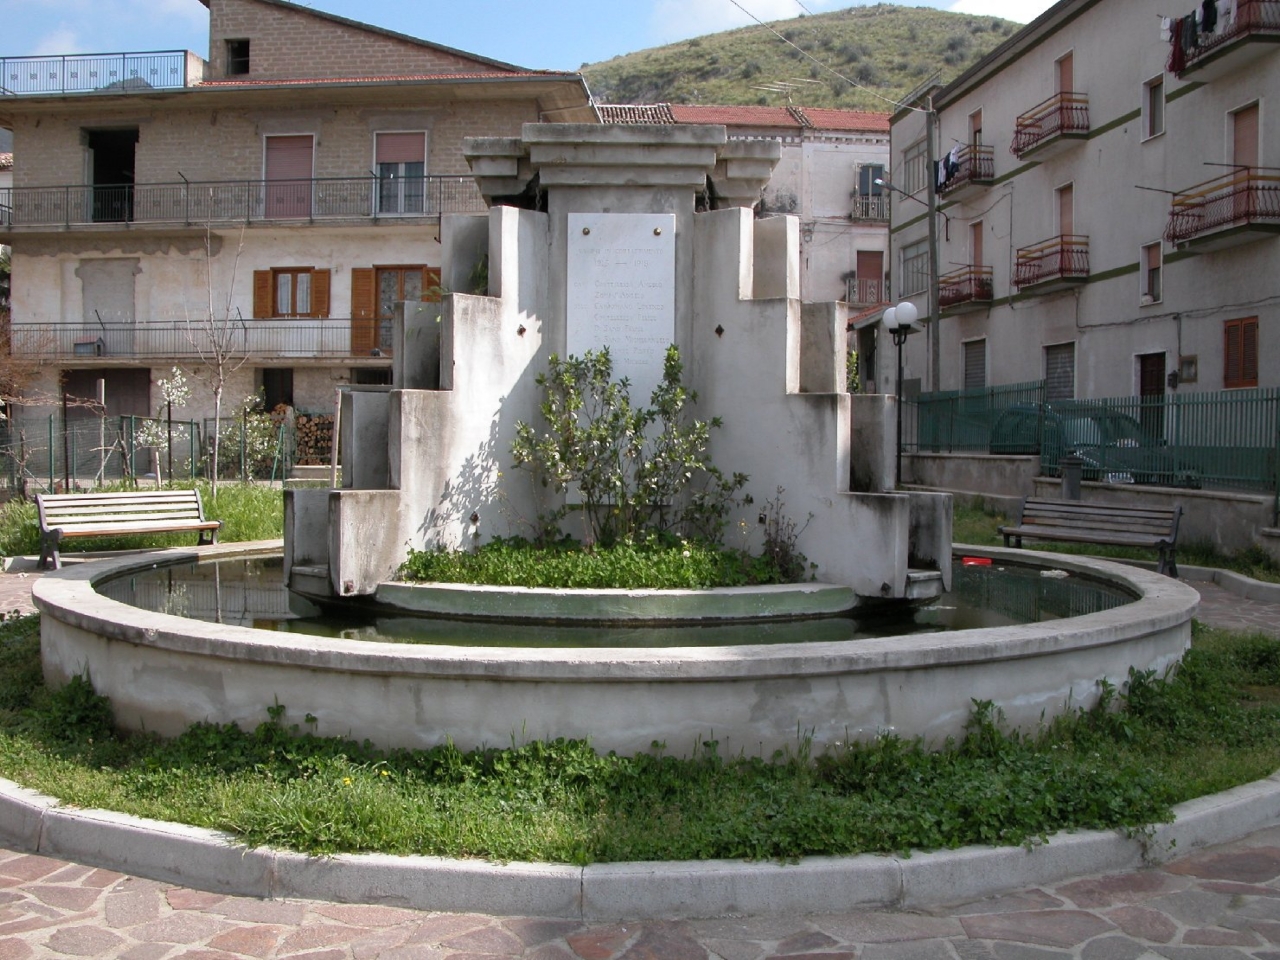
2, 772, 1279, 920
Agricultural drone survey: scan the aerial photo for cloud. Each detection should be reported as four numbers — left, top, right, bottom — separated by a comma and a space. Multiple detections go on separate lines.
32, 27, 83, 56
650, 0, 845, 45
947, 0, 1056, 23
146, 0, 210, 30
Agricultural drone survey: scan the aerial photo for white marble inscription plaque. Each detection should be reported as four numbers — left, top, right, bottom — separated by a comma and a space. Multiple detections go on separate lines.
567, 212, 676, 403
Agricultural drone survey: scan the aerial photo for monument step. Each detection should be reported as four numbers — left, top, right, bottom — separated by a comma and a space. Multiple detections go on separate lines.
904, 568, 945, 601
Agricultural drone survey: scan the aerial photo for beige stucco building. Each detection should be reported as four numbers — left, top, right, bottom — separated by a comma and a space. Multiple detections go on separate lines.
886, 0, 1278, 403
0, 0, 593, 430
600, 104, 892, 306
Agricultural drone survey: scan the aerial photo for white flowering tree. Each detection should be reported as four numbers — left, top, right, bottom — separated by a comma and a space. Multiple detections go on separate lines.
134, 367, 192, 487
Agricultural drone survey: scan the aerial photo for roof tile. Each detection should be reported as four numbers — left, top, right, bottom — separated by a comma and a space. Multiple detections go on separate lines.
199, 70, 573, 87
595, 103, 676, 124
597, 103, 891, 134
792, 107, 891, 132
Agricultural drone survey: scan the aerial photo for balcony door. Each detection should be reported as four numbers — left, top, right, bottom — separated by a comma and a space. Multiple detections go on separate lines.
264, 135, 314, 219
1233, 104, 1259, 220
1057, 183, 1074, 236
855, 164, 885, 219
1056, 52, 1073, 93
85, 128, 137, 223
854, 251, 883, 304
376, 132, 427, 215
350, 265, 439, 355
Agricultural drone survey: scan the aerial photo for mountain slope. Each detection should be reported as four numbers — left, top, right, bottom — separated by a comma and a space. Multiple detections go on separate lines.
581, 3, 1018, 113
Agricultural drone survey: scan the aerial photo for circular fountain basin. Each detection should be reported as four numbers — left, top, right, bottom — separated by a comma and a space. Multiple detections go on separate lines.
33, 541, 1198, 757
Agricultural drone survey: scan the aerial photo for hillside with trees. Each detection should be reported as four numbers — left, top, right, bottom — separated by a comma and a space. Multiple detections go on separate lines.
581, 3, 1018, 112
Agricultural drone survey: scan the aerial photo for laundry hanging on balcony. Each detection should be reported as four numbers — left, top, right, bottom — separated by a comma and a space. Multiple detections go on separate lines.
1166, 0, 1234, 71
934, 146, 961, 190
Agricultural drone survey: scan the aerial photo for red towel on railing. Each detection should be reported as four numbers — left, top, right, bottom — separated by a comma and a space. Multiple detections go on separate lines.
1168, 16, 1187, 72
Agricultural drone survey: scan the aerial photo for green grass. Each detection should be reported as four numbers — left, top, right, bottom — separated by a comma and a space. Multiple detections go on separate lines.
0, 481, 284, 557
2, 613, 1278, 863
399, 535, 805, 590
953, 502, 1280, 584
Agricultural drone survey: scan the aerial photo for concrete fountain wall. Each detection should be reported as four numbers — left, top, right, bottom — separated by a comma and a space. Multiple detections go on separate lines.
35, 543, 1197, 757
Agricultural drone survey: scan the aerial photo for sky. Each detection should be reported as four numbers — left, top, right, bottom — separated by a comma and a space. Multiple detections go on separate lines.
3, 0, 1058, 73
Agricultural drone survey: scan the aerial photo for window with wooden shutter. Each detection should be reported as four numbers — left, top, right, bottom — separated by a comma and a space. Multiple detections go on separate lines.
252, 270, 272, 319
1224, 316, 1259, 389
962, 339, 987, 392
1142, 242, 1162, 303
252, 267, 329, 318
350, 267, 377, 355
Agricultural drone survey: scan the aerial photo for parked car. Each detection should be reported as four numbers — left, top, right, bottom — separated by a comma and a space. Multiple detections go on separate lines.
989, 402, 1201, 487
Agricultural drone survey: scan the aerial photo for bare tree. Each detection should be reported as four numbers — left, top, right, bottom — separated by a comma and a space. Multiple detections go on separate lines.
186, 224, 252, 501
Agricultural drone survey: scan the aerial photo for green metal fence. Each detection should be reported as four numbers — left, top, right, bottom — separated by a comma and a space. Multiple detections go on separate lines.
904, 380, 1046, 454
0, 410, 306, 496
907, 383, 1280, 504
201, 415, 292, 483
0, 414, 200, 496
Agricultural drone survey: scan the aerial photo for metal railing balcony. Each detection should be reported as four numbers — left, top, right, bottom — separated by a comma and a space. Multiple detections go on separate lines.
938, 265, 994, 309
1014, 235, 1089, 290
7, 319, 395, 361
846, 276, 886, 305
1164, 169, 1280, 245
0, 50, 202, 96
938, 144, 996, 197
1171, 0, 1280, 77
1011, 92, 1089, 159
850, 194, 890, 220
0, 176, 487, 229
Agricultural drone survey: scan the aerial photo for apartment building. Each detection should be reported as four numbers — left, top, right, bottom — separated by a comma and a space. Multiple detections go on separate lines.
0, 0, 593, 426
598, 103, 891, 304
886, 0, 1279, 403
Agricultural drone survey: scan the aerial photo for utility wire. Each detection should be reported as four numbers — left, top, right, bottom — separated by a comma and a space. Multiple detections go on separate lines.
725, 0, 927, 113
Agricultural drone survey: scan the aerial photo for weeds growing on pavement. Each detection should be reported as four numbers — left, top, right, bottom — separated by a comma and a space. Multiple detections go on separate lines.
3, 615, 1280, 863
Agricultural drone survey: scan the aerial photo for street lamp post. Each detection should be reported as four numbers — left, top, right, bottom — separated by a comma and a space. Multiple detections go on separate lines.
876, 174, 943, 393
883, 301, 919, 488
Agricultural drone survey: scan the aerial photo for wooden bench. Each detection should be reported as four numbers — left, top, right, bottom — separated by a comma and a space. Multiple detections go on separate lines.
36, 490, 221, 571
999, 497, 1183, 577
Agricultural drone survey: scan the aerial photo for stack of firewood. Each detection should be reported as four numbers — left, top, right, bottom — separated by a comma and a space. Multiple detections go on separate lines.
293, 413, 334, 465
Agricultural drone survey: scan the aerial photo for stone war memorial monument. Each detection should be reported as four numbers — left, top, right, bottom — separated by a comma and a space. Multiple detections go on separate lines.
284, 123, 952, 608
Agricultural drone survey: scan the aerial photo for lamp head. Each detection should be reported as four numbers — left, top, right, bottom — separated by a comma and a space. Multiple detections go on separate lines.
882, 306, 898, 330
873, 178, 887, 186
895, 301, 919, 328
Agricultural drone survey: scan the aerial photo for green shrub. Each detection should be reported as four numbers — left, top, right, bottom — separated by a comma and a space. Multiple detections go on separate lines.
512, 347, 746, 546
401, 534, 799, 589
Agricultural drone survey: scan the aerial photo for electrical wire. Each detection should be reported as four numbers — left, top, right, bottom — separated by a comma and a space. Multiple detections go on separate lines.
724, 0, 927, 113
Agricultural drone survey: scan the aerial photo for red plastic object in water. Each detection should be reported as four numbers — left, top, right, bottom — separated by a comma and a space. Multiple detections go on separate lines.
961, 556, 993, 566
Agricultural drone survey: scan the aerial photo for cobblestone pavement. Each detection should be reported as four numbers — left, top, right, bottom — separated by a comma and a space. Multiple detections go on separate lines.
1191, 578, 1280, 638
4, 828, 1280, 959
2, 565, 1280, 957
